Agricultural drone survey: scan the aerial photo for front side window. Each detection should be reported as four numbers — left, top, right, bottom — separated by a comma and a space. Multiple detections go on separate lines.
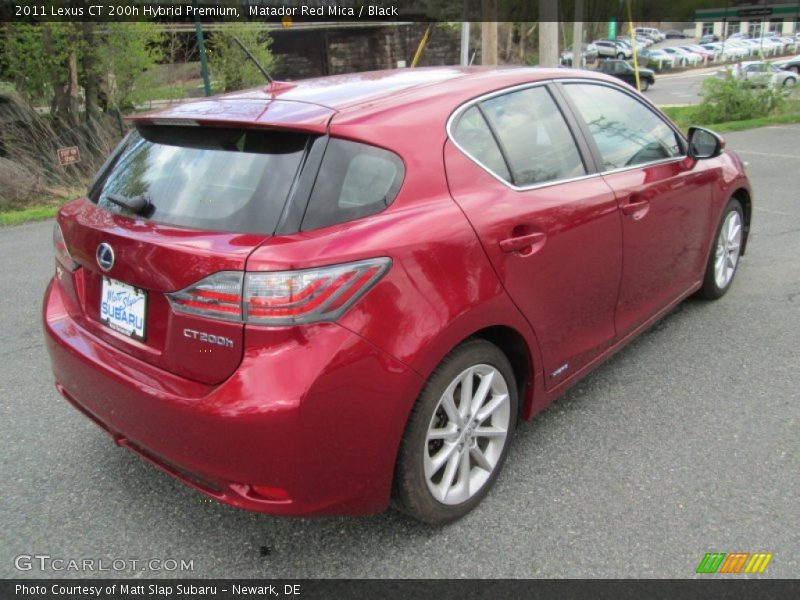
564, 83, 683, 170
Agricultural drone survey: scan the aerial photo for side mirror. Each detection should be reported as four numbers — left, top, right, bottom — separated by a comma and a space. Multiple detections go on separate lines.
688, 126, 725, 159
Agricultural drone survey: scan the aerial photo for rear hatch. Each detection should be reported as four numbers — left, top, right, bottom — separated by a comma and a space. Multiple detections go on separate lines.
57, 123, 314, 384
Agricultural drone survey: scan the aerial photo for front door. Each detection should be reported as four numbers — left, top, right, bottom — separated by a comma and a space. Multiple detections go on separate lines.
560, 81, 715, 336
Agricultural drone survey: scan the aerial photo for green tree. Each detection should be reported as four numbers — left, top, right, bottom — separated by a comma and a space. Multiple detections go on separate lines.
0, 23, 163, 121
207, 25, 276, 92
101, 23, 164, 110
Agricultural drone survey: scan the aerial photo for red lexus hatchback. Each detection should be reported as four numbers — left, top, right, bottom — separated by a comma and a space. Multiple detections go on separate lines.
44, 67, 751, 523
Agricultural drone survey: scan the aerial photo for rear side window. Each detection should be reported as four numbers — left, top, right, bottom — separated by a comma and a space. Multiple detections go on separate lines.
451, 106, 511, 181
451, 86, 586, 187
91, 126, 309, 234
301, 139, 404, 231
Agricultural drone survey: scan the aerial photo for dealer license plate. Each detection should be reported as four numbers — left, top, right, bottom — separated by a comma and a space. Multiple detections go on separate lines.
99, 277, 147, 341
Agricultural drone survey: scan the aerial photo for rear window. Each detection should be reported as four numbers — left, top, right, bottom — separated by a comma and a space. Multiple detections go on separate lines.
301, 139, 404, 231
90, 126, 309, 234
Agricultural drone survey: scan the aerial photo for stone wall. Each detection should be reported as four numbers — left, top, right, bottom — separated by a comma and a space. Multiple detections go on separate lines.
270, 24, 461, 80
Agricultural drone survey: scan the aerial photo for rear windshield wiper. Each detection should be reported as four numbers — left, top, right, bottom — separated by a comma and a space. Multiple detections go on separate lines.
106, 193, 151, 215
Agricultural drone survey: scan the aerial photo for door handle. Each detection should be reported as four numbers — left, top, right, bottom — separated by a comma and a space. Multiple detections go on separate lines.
499, 231, 546, 255
621, 198, 650, 220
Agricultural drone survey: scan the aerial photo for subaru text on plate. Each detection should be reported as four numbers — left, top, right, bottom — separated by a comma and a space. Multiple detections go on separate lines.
43, 67, 752, 524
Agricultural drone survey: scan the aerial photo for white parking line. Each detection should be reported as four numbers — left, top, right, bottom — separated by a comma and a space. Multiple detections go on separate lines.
735, 150, 800, 159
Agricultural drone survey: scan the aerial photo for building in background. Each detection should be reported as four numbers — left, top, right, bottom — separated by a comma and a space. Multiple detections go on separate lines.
694, 2, 800, 38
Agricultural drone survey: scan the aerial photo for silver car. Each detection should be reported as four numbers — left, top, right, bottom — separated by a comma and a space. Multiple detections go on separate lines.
733, 61, 798, 87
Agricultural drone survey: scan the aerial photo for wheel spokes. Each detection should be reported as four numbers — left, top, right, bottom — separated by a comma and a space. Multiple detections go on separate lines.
470, 445, 493, 471
476, 393, 509, 424
424, 364, 511, 505
469, 370, 495, 415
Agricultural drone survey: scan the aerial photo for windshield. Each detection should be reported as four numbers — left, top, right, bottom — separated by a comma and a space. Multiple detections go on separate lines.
90, 126, 310, 234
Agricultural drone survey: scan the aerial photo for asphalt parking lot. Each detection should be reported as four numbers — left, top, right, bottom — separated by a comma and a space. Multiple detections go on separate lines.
646, 68, 711, 106
1, 126, 798, 579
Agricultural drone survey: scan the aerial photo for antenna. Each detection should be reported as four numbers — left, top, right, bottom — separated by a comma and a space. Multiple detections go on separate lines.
231, 36, 274, 85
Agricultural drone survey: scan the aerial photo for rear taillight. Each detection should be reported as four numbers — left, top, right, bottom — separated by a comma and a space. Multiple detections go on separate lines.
167, 258, 390, 326
167, 271, 244, 322
53, 222, 79, 271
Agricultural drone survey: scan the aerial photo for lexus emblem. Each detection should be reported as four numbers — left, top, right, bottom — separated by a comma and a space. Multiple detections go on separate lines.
96, 243, 115, 272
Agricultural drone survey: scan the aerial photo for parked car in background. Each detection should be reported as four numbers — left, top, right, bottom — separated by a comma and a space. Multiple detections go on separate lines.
594, 39, 632, 59
773, 54, 800, 73
560, 43, 599, 67
597, 59, 656, 90
615, 38, 646, 55
724, 60, 797, 87
779, 36, 798, 52
639, 49, 677, 70
42, 66, 752, 524
635, 27, 665, 42
679, 44, 717, 60
662, 46, 703, 66
617, 35, 652, 49
702, 42, 749, 61
700, 34, 720, 44
726, 39, 758, 57
664, 29, 690, 39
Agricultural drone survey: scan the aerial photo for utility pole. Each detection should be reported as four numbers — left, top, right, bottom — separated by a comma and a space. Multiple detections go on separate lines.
572, 0, 584, 68
461, 23, 471, 66
481, 0, 498, 65
539, 0, 559, 67
626, 0, 641, 90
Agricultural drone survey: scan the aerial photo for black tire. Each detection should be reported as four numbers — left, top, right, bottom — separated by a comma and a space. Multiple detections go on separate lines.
617, 52, 626, 59
393, 339, 518, 524
640, 78, 650, 92
696, 198, 745, 300
783, 77, 796, 87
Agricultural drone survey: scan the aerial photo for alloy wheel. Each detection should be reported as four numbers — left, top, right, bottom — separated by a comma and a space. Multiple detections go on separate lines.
423, 364, 511, 505
714, 210, 742, 289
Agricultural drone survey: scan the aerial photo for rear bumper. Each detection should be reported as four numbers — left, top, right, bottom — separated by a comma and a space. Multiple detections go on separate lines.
43, 278, 423, 516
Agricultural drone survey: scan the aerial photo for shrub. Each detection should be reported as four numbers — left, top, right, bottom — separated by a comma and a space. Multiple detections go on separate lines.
694, 73, 786, 124
0, 93, 123, 210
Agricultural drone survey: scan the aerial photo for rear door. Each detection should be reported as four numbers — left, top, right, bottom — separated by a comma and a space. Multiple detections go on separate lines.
59, 124, 311, 384
445, 83, 622, 388
559, 81, 715, 337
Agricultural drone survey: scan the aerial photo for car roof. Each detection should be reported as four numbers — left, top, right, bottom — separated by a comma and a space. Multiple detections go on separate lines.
130, 66, 619, 137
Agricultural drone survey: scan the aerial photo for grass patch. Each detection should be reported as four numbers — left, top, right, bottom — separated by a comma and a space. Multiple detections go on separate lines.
0, 204, 60, 226
0, 188, 82, 226
663, 99, 800, 133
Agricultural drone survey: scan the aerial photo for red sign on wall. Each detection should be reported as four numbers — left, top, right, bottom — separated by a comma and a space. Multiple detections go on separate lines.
56, 146, 81, 166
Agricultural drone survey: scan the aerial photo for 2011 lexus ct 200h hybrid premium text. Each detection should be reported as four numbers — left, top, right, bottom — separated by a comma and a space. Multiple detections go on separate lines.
44, 67, 751, 524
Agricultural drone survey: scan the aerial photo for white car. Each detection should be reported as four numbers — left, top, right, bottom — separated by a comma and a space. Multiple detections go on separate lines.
680, 45, 717, 60
703, 43, 749, 60
662, 47, 702, 66
635, 27, 665, 42
724, 60, 798, 87
594, 40, 632, 59
726, 40, 757, 57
